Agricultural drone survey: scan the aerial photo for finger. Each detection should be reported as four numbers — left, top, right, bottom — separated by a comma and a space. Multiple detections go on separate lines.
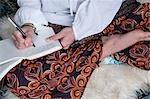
14, 40, 26, 49
27, 31, 34, 37
143, 37, 150, 41
12, 35, 17, 41
21, 28, 34, 37
24, 37, 33, 47
61, 38, 71, 49
12, 35, 21, 48
63, 45, 70, 49
21, 27, 28, 32
13, 31, 25, 45
46, 32, 65, 41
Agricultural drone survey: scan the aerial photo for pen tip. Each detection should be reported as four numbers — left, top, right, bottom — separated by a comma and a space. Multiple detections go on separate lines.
42, 24, 49, 27
35, 32, 38, 35
33, 43, 36, 47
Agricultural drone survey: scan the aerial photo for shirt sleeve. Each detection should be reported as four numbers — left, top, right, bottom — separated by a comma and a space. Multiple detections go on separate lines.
72, 0, 123, 40
14, 0, 48, 31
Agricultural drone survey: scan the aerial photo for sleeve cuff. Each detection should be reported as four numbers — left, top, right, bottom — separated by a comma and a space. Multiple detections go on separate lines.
72, 25, 79, 40
14, 7, 48, 32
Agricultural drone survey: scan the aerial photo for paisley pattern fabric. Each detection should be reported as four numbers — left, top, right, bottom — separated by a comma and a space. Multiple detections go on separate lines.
4, 2, 150, 99
6, 34, 103, 99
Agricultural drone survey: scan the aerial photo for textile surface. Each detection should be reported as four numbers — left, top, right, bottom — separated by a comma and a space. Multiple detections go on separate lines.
110, 3, 150, 69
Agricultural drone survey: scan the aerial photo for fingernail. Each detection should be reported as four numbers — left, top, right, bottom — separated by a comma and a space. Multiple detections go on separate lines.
18, 46, 22, 49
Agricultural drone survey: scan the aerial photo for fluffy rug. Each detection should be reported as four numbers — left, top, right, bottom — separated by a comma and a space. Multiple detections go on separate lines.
0, 0, 17, 40
82, 64, 150, 99
0, 17, 15, 39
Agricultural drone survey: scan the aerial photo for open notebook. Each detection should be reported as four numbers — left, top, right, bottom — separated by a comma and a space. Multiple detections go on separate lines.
0, 27, 62, 80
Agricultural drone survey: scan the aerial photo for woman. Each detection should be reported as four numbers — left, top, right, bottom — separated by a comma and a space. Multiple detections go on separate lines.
5, 0, 150, 98
13, 0, 124, 49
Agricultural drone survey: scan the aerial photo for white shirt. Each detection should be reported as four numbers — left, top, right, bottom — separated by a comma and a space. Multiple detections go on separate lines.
15, 0, 123, 40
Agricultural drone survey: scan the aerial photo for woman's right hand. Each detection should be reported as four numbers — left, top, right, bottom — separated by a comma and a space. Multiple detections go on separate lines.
12, 26, 34, 49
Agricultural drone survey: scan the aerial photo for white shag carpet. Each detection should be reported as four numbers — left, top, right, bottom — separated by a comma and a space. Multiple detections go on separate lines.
82, 64, 150, 99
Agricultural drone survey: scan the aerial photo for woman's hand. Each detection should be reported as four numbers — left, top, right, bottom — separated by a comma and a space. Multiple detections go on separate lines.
47, 27, 75, 49
12, 26, 34, 49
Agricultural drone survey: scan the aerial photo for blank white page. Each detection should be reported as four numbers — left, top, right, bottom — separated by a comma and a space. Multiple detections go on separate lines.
0, 27, 62, 65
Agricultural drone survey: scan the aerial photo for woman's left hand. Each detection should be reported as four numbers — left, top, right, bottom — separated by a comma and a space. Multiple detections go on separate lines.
47, 27, 75, 49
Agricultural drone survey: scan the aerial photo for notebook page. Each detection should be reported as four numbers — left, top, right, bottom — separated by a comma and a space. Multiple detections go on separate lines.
17, 27, 62, 59
0, 27, 62, 64
0, 39, 22, 65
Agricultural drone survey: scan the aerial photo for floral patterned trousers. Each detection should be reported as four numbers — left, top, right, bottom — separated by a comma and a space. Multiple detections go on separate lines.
4, 2, 150, 99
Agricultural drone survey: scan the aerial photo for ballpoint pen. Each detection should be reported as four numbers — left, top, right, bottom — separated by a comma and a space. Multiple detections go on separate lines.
7, 17, 35, 47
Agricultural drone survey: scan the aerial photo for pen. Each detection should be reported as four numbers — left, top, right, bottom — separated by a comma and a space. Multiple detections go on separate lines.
7, 17, 35, 47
